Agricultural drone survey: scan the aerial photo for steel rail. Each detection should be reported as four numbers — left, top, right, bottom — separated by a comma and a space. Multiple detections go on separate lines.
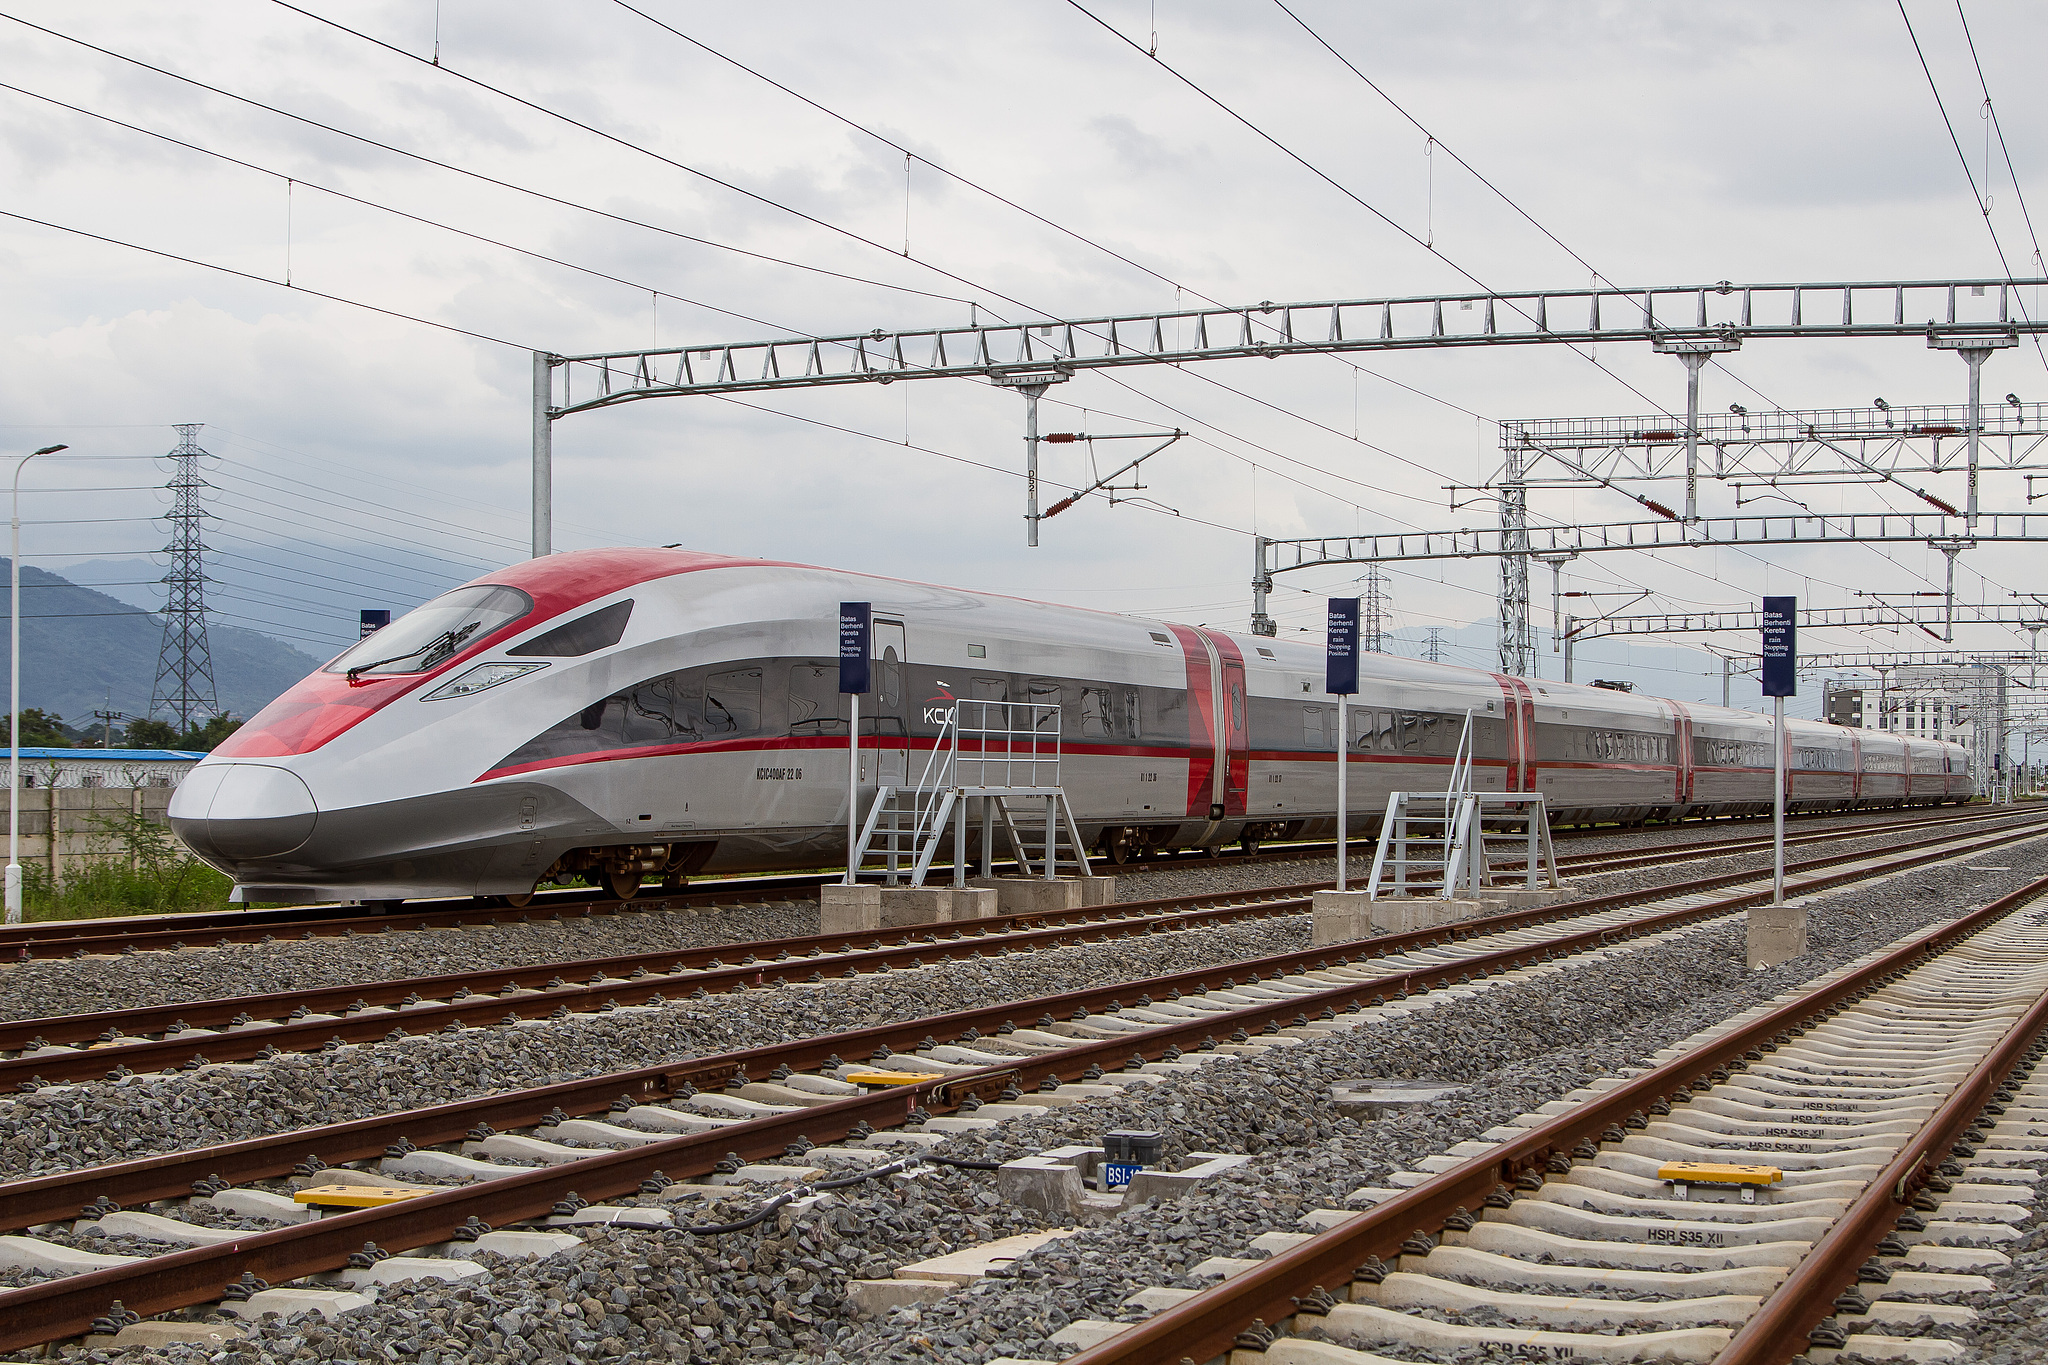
9, 805, 2019, 1054
0, 804, 1995, 956
1, 818, 2042, 1347
11, 809, 2042, 1093
1713, 938, 2048, 1361
1055, 873, 2048, 1365
0, 881, 1323, 1054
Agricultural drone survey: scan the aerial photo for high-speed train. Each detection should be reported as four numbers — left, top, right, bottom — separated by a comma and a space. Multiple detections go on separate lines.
168, 549, 1974, 906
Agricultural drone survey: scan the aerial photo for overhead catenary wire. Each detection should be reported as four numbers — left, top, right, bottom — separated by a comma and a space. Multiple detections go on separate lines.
1897, 0, 2048, 373
0, 82, 831, 346
265, 1, 1486, 516
1952, 0, 2048, 371
0, 14, 981, 316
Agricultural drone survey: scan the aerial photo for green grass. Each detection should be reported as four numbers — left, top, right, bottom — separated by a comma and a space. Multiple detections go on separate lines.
20, 809, 245, 922
21, 858, 240, 922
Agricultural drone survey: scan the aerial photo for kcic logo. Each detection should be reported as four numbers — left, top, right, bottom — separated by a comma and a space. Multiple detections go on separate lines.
922, 683, 957, 728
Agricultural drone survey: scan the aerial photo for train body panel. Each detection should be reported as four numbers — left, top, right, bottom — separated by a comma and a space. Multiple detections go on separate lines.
166, 549, 1976, 903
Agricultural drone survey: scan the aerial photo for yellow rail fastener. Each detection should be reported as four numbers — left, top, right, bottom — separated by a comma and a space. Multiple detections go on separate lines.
1659, 1161, 1783, 1204
842, 1070, 946, 1087
294, 1183, 433, 1209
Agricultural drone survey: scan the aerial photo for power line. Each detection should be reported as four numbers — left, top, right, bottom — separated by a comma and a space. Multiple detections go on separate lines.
1896, 0, 2047, 372
0, 14, 978, 315
279, 2, 1481, 517
1062, 0, 1679, 422
0, 209, 527, 350
0, 80, 837, 347
270, 1, 1013, 317
609, 0, 1491, 427
1952, 0, 2048, 370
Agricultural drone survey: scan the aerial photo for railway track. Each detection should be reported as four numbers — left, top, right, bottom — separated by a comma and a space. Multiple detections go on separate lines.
8, 808, 2046, 1093
0, 803, 2015, 961
0, 807, 2041, 1353
1046, 887, 2048, 1365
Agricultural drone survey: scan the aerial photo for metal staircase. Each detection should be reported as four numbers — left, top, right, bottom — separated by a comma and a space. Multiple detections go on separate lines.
1365, 710, 1559, 901
848, 699, 1092, 888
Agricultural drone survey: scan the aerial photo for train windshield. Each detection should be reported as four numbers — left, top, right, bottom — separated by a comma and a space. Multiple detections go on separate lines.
324, 585, 534, 679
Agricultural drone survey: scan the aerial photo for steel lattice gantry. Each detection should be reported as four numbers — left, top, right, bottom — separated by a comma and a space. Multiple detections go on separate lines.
1562, 603, 2048, 643
526, 276, 2048, 680
542, 277, 2044, 408
526, 275, 2048, 558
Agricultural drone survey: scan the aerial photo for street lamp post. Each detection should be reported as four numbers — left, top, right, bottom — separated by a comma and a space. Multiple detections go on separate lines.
8, 443, 68, 925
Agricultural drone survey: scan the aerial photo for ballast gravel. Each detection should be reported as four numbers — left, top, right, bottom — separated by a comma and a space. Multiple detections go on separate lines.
0, 916, 1312, 1181
1, 808, 2013, 1028
0, 901, 822, 1024
11, 821, 2047, 1365
828, 835, 2048, 1365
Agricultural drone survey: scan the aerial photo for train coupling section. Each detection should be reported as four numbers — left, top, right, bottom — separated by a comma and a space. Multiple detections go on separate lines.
1658, 1160, 1783, 1204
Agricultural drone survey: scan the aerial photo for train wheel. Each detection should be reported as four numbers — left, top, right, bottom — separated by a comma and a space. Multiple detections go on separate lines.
603, 867, 642, 901
495, 890, 535, 909
1101, 829, 1134, 866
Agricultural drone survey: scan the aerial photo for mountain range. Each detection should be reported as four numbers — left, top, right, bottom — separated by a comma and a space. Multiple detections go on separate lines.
1, 560, 323, 733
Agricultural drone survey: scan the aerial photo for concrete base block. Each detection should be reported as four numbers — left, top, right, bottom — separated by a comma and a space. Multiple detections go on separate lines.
464, 1230, 583, 1258
111, 1322, 243, 1349
0, 1234, 141, 1276
1747, 905, 1808, 970
382, 1150, 508, 1181
997, 1156, 1086, 1220
880, 886, 999, 928
968, 877, 1114, 915
896, 1228, 1072, 1284
200, 1188, 317, 1223
1478, 884, 1577, 908
220, 1287, 373, 1321
465, 1133, 591, 1165
1312, 889, 1373, 946
74, 1211, 244, 1247
1049, 1321, 1132, 1350
1123, 1152, 1254, 1205
819, 884, 881, 934
849, 1278, 955, 1317
1331, 1079, 1465, 1118
1368, 897, 1487, 934
340, 1256, 492, 1289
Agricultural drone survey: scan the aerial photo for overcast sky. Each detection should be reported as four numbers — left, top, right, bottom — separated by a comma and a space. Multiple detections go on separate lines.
3, 0, 2045, 713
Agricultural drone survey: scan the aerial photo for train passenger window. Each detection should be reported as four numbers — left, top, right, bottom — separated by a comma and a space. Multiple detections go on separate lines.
788, 665, 845, 736
508, 600, 633, 657
704, 669, 762, 736
1351, 709, 1371, 749
1028, 680, 1062, 732
1419, 713, 1443, 753
1122, 689, 1140, 740
1399, 712, 1423, 752
1079, 688, 1113, 739
1376, 711, 1398, 753
1302, 706, 1324, 747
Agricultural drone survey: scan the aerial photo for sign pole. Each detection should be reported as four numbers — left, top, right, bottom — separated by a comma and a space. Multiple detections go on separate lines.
1772, 694, 1785, 903
1326, 598, 1361, 892
839, 602, 872, 887
1760, 596, 1797, 908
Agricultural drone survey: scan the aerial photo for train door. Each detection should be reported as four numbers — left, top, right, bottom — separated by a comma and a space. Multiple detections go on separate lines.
1201, 630, 1251, 818
871, 619, 909, 789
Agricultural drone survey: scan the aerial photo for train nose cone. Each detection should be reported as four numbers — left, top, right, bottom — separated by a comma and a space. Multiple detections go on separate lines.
169, 763, 319, 861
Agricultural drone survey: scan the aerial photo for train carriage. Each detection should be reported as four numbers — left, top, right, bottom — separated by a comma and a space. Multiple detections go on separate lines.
168, 549, 1974, 906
